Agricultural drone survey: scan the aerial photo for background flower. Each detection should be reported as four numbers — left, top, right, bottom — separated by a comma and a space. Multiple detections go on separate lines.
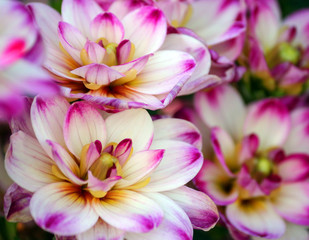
0, 0, 58, 121
193, 84, 309, 239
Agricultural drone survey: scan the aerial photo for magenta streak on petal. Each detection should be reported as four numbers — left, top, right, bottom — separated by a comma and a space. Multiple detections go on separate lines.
210, 128, 234, 177
39, 213, 65, 231
94, 140, 102, 153
116, 39, 131, 64
203, 87, 222, 107
269, 149, 285, 163
184, 59, 196, 72
255, 99, 288, 120
179, 132, 201, 146
135, 215, 161, 232
146, 8, 164, 22
190, 211, 219, 231
219, 0, 239, 12
0, 38, 26, 67
188, 149, 202, 165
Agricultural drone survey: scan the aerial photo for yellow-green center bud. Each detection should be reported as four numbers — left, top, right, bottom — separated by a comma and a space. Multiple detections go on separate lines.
279, 42, 300, 64
256, 157, 272, 176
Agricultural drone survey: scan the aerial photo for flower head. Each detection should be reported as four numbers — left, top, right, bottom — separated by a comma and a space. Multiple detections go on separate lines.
242, 0, 309, 95
4, 95, 218, 239
192, 84, 309, 239
29, 0, 198, 111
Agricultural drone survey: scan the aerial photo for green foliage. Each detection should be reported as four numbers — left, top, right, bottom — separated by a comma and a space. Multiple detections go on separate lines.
49, 0, 62, 12
193, 225, 232, 240
0, 217, 19, 240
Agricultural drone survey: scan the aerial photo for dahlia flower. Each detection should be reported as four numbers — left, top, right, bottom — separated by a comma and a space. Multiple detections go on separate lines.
242, 0, 309, 94
28, 0, 202, 111
0, 0, 58, 120
4, 95, 219, 239
192, 84, 309, 239
157, 0, 246, 82
103, 0, 246, 83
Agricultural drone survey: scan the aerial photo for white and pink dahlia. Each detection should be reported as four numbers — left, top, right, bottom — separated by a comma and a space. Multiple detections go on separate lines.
28, 0, 200, 111
191, 85, 309, 239
243, 0, 309, 94
4, 95, 218, 239
0, 0, 58, 120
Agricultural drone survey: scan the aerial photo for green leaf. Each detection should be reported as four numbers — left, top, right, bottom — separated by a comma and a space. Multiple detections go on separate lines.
49, 0, 62, 13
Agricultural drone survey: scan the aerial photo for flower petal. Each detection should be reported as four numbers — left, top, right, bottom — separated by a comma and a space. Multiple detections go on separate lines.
115, 149, 164, 189
58, 21, 87, 65
194, 84, 246, 140
10, 97, 34, 137
238, 134, 259, 165
87, 171, 121, 195
4, 184, 32, 222
187, 0, 241, 44
61, 0, 102, 36
272, 182, 309, 225
277, 154, 309, 182
284, 108, 309, 155
160, 33, 213, 95
30, 182, 98, 235
28, 3, 61, 51
194, 160, 238, 205
93, 190, 163, 233
160, 33, 210, 77
244, 99, 290, 151
122, 6, 167, 58
141, 140, 203, 192
64, 101, 107, 159
28, 3, 76, 79
284, 9, 309, 48
71, 63, 124, 85
31, 95, 70, 158
250, 1, 281, 51
83, 40, 106, 64
111, 54, 151, 75
126, 192, 193, 240
90, 12, 124, 44
105, 109, 154, 153
210, 127, 236, 176
77, 219, 124, 240
114, 138, 132, 166
47, 140, 86, 185
5, 131, 57, 192
226, 199, 286, 238
163, 186, 219, 231
253, 223, 309, 240
153, 118, 202, 150
127, 50, 195, 94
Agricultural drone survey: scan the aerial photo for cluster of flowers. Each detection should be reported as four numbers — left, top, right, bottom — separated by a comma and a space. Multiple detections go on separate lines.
1, 0, 309, 239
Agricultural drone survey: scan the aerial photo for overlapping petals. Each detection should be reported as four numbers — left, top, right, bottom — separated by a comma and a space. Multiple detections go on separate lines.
242, 0, 309, 94
4, 95, 218, 238
29, 0, 202, 111
193, 84, 309, 239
